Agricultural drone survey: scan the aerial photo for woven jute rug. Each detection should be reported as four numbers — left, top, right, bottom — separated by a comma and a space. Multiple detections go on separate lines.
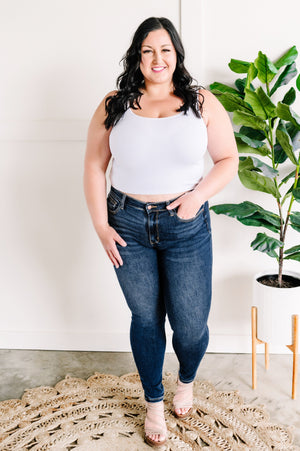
0, 372, 297, 450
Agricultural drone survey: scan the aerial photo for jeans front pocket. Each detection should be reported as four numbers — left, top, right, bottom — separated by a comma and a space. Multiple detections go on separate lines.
174, 203, 204, 223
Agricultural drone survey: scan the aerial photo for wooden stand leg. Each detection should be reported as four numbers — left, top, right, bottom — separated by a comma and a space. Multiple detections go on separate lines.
287, 315, 298, 400
265, 342, 269, 370
252, 306, 269, 390
252, 306, 257, 389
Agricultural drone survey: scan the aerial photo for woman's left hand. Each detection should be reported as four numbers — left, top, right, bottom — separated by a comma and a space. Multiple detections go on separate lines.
167, 190, 204, 220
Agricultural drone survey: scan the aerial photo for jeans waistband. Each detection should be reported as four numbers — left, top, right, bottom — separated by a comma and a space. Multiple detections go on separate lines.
109, 186, 183, 210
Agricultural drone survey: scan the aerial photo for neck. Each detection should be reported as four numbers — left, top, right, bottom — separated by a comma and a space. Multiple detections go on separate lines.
142, 81, 174, 99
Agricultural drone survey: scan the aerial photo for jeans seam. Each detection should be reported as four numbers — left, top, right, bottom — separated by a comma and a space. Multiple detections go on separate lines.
203, 205, 211, 234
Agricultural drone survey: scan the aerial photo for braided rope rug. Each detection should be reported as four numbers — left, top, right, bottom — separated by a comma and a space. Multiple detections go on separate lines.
0, 372, 297, 450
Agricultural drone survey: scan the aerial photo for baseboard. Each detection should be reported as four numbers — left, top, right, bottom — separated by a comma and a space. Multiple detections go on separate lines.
0, 330, 293, 354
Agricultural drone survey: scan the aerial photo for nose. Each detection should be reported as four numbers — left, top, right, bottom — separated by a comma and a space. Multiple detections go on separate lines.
152, 51, 163, 64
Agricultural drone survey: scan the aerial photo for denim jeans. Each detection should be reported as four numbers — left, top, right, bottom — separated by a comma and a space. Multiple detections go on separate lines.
107, 186, 212, 402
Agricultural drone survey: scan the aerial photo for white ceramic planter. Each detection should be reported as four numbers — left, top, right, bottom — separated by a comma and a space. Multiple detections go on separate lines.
253, 270, 300, 345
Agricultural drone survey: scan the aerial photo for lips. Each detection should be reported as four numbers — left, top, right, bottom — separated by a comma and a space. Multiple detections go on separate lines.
152, 66, 166, 72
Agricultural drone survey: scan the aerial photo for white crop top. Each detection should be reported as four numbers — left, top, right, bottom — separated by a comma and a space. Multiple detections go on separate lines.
109, 106, 208, 194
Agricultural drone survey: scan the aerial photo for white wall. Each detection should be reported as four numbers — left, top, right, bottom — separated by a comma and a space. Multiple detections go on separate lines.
1, 0, 299, 353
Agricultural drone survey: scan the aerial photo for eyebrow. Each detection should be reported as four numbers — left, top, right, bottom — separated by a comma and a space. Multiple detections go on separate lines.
141, 44, 172, 48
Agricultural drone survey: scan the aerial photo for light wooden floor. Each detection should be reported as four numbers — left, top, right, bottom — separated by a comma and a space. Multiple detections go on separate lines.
0, 350, 299, 445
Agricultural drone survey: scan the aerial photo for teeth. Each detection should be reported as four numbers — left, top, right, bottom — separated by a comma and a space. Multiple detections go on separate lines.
152, 67, 165, 72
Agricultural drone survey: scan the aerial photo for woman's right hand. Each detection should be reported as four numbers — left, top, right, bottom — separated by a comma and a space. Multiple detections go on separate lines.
97, 224, 127, 268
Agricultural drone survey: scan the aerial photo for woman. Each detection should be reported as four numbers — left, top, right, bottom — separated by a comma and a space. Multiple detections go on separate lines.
84, 17, 238, 447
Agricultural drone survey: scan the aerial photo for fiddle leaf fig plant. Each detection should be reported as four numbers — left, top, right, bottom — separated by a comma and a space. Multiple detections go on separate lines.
210, 46, 300, 287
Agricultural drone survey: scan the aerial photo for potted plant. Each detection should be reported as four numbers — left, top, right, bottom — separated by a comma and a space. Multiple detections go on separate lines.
209, 46, 300, 397
209, 47, 300, 348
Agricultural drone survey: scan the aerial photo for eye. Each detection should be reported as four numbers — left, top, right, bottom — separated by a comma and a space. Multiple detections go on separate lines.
142, 50, 152, 54
162, 49, 171, 52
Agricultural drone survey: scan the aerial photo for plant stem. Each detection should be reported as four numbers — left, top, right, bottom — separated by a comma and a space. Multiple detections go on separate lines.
277, 200, 284, 287
278, 166, 299, 286
267, 116, 284, 285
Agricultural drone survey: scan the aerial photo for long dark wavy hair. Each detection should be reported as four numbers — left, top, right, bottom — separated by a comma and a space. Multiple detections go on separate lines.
104, 17, 204, 130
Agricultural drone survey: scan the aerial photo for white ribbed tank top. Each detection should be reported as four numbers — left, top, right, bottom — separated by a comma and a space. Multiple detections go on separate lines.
109, 106, 208, 194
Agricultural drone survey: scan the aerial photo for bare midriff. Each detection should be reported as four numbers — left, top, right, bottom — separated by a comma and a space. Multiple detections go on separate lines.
124, 191, 186, 203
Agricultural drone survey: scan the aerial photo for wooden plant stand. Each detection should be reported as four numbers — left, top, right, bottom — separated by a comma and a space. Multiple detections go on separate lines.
251, 306, 299, 399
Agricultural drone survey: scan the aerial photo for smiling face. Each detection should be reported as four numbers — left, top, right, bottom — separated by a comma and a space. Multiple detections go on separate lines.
139, 28, 177, 87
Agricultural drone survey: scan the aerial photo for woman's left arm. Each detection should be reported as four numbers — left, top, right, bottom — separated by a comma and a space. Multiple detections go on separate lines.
167, 89, 239, 219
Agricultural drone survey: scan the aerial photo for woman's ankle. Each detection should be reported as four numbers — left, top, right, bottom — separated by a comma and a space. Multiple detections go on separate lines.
144, 400, 167, 443
173, 377, 194, 418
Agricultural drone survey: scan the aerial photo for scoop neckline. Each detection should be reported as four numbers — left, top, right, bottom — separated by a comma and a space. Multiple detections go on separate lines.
128, 108, 185, 120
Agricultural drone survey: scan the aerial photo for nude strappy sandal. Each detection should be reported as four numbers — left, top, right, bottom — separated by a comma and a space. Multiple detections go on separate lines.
173, 378, 194, 419
144, 401, 168, 447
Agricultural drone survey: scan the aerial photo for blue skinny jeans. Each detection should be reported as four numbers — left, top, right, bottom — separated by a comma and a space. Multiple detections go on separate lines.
107, 186, 212, 402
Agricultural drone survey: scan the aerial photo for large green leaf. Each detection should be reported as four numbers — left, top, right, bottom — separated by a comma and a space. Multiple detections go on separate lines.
239, 126, 266, 140
244, 89, 265, 118
274, 46, 298, 69
233, 110, 267, 131
284, 244, 300, 254
235, 133, 269, 156
287, 122, 300, 141
229, 59, 251, 74
276, 122, 298, 165
274, 143, 288, 164
297, 74, 300, 91
235, 78, 246, 94
210, 82, 241, 96
251, 232, 283, 258
270, 62, 297, 96
238, 216, 279, 232
276, 103, 300, 129
293, 187, 300, 202
292, 179, 300, 202
282, 87, 296, 105
239, 156, 278, 177
235, 78, 255, 94
254, 51, 278, 84
235, 132, 267, 149
290, 212, 300, 226
246, 63, 258, 90
236, 138, 270, 156
284, 252, 300, 261
245, 88, 276, 119
291, 224, 300, 233
210, 201, 280, 232
256, 87, 277, 117
290, 210, 300, 229
212, 90, 251, 112
290, 212, 300, 232
211, 202, 259, 218
238, 169, 280, 198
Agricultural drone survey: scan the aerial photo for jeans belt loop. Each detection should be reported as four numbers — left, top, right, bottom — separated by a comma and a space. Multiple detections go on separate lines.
120, 192, 126, 209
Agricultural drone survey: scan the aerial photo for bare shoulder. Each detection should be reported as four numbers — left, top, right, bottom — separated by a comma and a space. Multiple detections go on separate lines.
199, 88, 223, 110
85, 91, 118, 166
199, 88, 229, 127
92, 90, 118, 125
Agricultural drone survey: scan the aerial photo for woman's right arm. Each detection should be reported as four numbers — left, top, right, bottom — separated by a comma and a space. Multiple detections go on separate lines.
83, 92, 127, 268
